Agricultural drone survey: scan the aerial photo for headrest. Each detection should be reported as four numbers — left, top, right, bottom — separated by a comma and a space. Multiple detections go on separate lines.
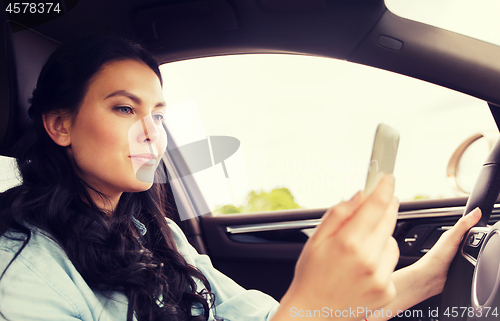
1, 21, 59, 156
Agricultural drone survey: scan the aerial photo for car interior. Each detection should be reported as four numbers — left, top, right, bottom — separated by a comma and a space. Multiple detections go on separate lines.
3, 0, 500, 320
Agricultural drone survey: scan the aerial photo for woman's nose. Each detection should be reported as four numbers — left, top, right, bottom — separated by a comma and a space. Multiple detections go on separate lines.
138, 116, 159, 143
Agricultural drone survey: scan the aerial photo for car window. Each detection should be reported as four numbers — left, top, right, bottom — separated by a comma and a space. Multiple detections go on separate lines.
0, 156, 21, 192
163, 55, 496, 215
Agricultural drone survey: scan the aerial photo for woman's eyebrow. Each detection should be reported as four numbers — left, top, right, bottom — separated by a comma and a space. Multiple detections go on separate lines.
105, 90, 141, 103
105, 90, 166, 108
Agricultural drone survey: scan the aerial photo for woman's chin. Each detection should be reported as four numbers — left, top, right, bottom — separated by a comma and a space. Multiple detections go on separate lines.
126, 169, 156, 191
134, 166, 157, 184
126, 180, 154, 193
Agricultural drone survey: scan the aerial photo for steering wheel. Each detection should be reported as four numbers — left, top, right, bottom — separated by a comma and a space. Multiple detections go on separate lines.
441, 137, 500, 320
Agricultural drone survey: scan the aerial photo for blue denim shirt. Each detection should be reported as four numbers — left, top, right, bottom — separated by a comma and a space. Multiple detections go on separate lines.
0, 219, 280, 320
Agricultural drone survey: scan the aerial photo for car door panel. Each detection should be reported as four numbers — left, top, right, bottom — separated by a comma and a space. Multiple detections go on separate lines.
198, 196, 500, 304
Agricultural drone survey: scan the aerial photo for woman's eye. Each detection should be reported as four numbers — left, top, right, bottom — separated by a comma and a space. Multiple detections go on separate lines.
115, 106, 133, 115
153, 114, 164, 122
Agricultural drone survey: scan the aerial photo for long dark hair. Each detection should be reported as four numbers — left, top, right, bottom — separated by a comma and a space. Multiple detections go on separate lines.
0, 36, 217, 321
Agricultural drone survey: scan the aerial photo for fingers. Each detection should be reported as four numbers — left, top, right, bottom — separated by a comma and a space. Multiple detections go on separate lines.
314, 191, 364, 242
368, 196, 400, 255
315, 175, 397, 258
340, 175, 396, 237
287, 175, 399, 316
414, 208, 483, 298
460, 207, 482, 231
437, 207, 482, 247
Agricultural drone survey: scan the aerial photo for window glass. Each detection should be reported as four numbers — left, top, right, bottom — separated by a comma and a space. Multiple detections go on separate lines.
0, 156, 21, 192
160, 54, 497, 215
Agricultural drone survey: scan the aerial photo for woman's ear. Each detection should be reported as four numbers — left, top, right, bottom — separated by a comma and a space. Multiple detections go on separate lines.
42, 111, 72, 147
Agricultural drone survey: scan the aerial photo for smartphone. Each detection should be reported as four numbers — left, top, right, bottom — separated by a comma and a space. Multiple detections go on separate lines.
364, 123, 400, 196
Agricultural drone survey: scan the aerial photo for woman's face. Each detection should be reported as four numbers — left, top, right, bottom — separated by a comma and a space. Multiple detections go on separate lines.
66, 59, 167, 199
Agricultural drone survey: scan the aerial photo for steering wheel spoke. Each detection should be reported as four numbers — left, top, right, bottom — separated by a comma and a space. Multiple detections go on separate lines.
462, 226, 491, 266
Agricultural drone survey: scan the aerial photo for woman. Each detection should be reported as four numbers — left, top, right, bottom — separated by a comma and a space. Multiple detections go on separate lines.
0, 36, 481, 321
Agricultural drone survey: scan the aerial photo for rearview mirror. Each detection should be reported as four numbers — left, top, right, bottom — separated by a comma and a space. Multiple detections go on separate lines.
447, 132, 498, 196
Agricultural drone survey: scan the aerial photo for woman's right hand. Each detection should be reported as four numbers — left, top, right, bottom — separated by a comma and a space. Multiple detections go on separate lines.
273, 175, 400, 321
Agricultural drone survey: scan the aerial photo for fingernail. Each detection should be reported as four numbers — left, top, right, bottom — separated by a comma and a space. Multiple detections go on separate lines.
350, 191, 362, 203
471, 207, 481, 218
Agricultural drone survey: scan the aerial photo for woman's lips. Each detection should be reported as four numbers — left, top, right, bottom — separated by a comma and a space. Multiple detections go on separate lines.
130, 154, 157, 166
